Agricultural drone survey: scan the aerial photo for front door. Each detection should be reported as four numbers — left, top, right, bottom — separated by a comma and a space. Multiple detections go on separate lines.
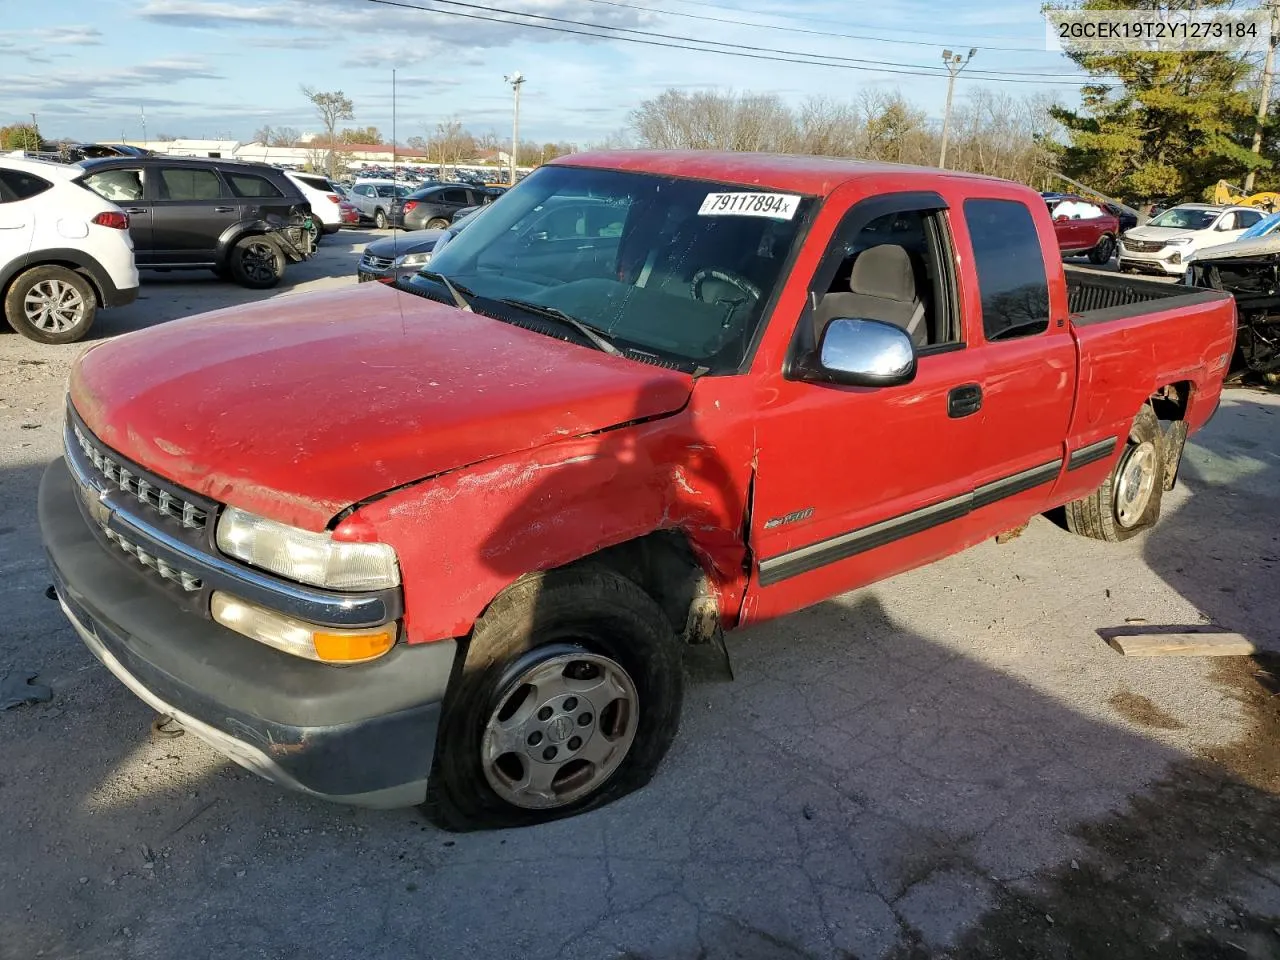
746, 194, 993, 621
149, 166, 236, 265
80, 166, 153, 257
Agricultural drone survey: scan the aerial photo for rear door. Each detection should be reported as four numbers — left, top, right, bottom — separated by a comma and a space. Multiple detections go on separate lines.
224, 169, 297, 222
80, 166, 153, 257
149, 165, 236, 264
0, 168, 45, 264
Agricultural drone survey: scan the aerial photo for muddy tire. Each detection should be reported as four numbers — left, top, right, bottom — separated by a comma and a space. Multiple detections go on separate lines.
228, 235, 285, 290
3, 265, 97, 344
1066, 405, 1164, 542
1088, 234, 1116, 265
425, 566, 683, 832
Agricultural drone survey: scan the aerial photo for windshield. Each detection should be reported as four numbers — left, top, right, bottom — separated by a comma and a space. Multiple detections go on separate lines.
1240, 212, 1280, 239
405, 165, 814, 372
1148, 208, 1218, 230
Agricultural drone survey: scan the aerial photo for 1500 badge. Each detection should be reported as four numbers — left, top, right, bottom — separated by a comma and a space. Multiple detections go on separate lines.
763, 507, 814, 529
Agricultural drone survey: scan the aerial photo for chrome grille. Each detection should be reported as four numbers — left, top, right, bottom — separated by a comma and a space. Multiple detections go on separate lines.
70, 421, 209, 531
102, 527, 203, 592
1123, 239, 1166, 254
361, 253, 394, 270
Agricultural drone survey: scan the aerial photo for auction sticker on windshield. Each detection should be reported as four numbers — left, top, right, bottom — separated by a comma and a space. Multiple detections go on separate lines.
699, 192, 801, 219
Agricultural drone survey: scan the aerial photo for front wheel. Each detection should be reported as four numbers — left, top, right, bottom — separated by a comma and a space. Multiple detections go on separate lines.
3, 265, 97, 344
1065, 405, 1164, 542
374, 208, 388, 230
425, 567, 683, 831
228, 235, 285, 290
1088, 234, 1116, 265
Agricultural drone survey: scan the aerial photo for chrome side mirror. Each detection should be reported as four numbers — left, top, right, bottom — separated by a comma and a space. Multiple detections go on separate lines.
810, 318, 917, 387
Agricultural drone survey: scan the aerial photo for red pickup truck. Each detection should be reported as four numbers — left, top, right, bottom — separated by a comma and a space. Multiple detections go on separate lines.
41, 152, 1236, 830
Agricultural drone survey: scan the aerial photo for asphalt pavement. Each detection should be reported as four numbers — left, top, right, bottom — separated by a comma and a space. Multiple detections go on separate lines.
1, 243, 1278, 959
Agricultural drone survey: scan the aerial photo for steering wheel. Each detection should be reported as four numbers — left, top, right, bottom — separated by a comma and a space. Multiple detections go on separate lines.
690, 269, 763, 319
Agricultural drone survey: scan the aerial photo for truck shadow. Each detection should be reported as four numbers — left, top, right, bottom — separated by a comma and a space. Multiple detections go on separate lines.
5, 392, 1280, 958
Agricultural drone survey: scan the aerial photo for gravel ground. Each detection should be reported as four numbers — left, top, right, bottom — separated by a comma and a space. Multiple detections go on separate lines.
1, 243, 1278, 959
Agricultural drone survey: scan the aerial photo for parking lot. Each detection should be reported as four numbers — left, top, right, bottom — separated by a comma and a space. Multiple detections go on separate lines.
2, 241, 1279, 959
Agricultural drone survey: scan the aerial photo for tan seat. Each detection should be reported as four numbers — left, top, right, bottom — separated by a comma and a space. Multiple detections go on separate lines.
813, 243, 927, 347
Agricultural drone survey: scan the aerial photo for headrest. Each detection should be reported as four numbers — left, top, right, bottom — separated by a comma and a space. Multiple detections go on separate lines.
848, 244, 916, 303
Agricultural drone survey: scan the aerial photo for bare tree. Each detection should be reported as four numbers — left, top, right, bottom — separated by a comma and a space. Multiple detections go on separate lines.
271, 126, 300, 147
301, 86, 354, 178
427, 117, 474, 177
253, 125, 274, 145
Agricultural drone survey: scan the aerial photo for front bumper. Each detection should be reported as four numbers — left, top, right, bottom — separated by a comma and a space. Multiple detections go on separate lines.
40, 457, 457, 808
1117, 245, 1188, 275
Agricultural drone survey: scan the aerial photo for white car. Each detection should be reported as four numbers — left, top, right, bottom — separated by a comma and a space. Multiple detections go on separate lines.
284, 171, 344, 244
1117, 203, 1265, 276
1183, 211, 1280, 268
0, 156, 138, 344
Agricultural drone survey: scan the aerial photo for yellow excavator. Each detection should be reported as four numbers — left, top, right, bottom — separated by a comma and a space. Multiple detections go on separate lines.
1212, 180, 1280, 212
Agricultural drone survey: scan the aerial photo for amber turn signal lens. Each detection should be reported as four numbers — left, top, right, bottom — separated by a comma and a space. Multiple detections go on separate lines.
313, 628, 396, 664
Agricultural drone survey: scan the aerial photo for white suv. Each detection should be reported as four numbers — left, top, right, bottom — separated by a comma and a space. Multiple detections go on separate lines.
285, 171, 344, 244
0, 156, 138, 343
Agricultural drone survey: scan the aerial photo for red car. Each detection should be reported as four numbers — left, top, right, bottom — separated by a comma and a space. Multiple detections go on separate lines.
41, 152, 1236, 829
1046, 194, 1121, 264
338, 198, 360, 225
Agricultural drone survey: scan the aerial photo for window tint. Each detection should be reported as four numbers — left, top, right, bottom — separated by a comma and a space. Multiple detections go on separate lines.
963, 198, 1050, 342
376, 185, 400, 198
1237, 209, 1263, 228
0, 169, 52, 202
439, 188, 468, 204
160, 167, 224, 201
228, 173, 284, 198
84, 168, 144, 203
295, 174, 331, 192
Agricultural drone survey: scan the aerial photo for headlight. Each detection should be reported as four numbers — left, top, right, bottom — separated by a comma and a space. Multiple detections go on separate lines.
395, 250, 432, 268
1165, 237, 1193, 246
215, 506, 400, 590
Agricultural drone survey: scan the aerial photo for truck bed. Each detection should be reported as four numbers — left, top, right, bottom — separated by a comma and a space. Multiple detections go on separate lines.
1065, 266, 1231, 324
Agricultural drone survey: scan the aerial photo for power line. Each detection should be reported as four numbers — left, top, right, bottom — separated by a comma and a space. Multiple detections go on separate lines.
362, 0, 1096, 84
576, 0, 1056, 55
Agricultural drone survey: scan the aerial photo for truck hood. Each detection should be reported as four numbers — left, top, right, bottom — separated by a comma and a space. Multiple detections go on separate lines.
69, 284, 693, 530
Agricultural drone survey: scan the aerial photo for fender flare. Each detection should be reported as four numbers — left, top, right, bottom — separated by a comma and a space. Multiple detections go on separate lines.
215, 221, 275, 267
0, 247, 117, 302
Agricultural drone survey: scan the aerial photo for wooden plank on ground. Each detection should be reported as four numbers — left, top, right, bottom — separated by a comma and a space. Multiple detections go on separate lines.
1106, 632, 1256, 658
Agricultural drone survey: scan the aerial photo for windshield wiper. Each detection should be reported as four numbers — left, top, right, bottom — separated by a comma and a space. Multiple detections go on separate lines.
418, 270, 474, 313
496, 298, 622, 356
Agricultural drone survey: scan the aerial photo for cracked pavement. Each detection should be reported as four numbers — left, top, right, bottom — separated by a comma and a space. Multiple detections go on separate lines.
1, 243, 1278, 958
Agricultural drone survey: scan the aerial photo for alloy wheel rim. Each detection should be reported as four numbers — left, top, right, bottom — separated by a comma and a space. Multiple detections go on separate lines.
242, 242, 278, 283
481, 646, 639, 810
23, 279, 84, 332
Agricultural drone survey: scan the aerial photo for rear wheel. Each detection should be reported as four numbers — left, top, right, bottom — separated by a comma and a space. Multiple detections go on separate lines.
425, 567, 683, 831
426, 217, 450, 229
228, 235, 285, 290
306, 217, 322, 248
3, 265, 97, 344
1088, 234, 1116, 265
374, 208, 388, 229
1066, 405, 1164, 542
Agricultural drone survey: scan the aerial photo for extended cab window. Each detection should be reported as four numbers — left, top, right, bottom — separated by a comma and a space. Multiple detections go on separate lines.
813, 207, 958, 350
159, 167, 224, 201
963, 198, 1050, 342
228, 173, 283, 198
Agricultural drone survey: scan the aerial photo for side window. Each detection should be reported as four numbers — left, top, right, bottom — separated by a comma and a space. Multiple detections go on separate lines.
812, 207, 958, 350
962, 198, 1051, 342
0, 169, 52, 202
83, 168, 144, 203
1237, 210, 1263, 228
159, 167, 224, 201
440, 189, 468, 204
377, 185, 398, 198
227, 173, 284, 198
355, 185, 372, 198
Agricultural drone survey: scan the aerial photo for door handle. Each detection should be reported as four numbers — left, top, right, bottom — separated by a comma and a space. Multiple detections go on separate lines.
948, 383, 983, 418
214, 206, 235, 213
124, 207, 147, 215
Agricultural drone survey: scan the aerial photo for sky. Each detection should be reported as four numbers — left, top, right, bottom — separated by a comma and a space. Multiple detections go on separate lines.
1, 0, 1089, 147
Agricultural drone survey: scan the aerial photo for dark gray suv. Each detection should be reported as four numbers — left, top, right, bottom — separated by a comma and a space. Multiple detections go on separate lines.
75, 156, 315, 289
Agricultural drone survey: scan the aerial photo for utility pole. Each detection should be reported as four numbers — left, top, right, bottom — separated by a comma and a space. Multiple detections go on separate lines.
28, 112, 38, 152
140, 105, 147, 147
938, 48, 976, 170
1245, 3, 1279, 193
504, 71, 524, 186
